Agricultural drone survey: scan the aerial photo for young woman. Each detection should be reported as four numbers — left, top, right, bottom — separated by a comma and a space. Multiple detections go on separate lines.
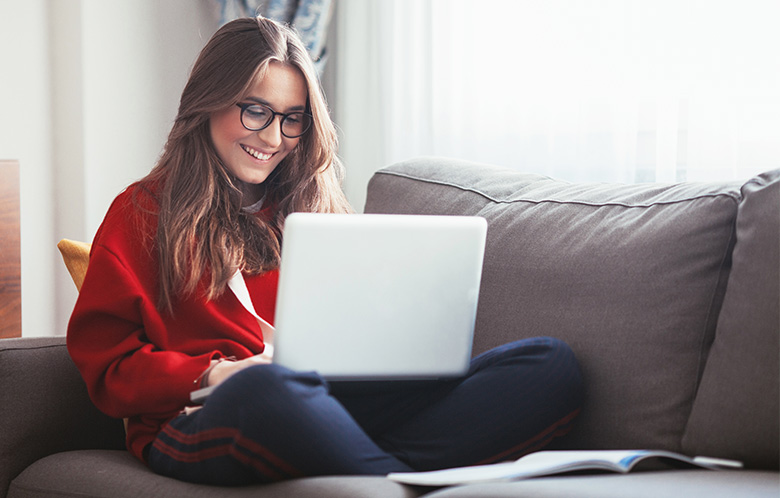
67, 17, 584, 486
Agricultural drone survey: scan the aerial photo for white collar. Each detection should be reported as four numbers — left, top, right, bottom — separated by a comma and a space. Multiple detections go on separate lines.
241, 194, 266, 214
227, 270, 276, 346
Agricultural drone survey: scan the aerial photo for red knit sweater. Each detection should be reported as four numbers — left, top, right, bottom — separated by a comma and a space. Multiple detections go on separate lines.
66, 184, 278, 462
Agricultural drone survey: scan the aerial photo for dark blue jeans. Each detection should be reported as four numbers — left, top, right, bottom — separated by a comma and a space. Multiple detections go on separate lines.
148, 337, 583, 485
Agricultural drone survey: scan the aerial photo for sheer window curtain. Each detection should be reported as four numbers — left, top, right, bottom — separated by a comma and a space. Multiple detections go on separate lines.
334, 0, 779, 208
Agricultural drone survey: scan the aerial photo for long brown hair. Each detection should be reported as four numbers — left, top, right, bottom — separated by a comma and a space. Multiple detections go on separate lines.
138, 17, 351, 313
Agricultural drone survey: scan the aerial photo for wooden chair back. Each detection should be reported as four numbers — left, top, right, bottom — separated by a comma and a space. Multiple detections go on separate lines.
0, 160, 21, 338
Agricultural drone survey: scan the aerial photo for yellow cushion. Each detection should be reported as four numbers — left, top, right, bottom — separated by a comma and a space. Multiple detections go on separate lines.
57, 238, 129, 433
57, 239, 92, 291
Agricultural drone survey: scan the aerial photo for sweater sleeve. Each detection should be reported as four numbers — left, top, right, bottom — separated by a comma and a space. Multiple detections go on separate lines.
67, 242, 217, 419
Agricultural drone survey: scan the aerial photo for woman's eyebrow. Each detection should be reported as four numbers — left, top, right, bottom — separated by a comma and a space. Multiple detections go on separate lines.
243, 96, 306, 112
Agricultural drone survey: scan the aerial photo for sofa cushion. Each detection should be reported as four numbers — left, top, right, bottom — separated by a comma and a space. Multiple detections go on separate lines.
0, 338, 125, 497
8, 450, 424, 498
420, 470, 780, 498
365, 157, 742, 452
682, 170, 780, 469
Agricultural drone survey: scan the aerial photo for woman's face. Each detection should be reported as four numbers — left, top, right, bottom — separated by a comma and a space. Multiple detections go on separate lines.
210, 61, 308, 205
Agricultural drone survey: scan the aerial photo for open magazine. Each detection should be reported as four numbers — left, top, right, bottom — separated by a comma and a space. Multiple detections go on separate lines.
387, 450, 743, 486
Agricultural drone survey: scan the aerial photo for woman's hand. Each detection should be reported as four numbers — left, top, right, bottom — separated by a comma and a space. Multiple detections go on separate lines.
205, 349, 273, 388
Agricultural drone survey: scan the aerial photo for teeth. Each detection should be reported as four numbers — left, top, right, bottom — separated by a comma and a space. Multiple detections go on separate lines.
242, 145, 272, 160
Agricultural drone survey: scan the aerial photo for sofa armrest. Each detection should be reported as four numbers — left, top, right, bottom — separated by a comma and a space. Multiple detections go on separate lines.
0, 337, 125, 497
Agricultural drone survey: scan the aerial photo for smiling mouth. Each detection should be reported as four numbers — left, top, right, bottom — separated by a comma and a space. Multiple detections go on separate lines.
241, 144, 273, 161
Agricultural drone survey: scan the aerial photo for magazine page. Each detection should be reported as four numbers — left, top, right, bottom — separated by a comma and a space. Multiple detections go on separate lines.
386, 450, 742, 486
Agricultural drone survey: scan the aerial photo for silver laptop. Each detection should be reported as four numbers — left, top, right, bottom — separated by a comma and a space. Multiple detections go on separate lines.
272, 212, 487, 380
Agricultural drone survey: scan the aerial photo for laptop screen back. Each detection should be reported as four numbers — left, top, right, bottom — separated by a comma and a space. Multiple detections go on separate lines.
272, 213, 487, 380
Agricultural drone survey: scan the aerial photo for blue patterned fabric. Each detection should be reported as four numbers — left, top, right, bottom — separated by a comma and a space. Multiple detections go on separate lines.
216, 0, 332, 75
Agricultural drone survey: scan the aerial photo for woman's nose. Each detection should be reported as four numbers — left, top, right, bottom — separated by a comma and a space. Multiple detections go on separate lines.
257, 117, 283, 148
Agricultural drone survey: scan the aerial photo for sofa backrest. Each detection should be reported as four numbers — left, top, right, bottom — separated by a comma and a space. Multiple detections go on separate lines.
365, 157, 778, 468
681, 171, 780, 469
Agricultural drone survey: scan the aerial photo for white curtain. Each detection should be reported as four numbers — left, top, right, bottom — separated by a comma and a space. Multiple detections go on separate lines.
334, 0, 779, 207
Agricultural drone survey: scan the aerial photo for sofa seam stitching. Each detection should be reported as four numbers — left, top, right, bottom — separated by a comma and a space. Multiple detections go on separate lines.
375, 169, 743, 208
0, 343, 66, 354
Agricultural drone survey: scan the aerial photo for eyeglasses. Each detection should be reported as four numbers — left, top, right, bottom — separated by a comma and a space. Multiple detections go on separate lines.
235, 102, 313, 138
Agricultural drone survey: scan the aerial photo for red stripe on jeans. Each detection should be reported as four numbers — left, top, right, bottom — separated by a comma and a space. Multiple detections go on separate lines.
230, 447, 287, 481
160, 422, 301, 477
232, 434, 303, 477
153, 436, 286, 481
153, 438, 231, 463
161, 425, 237, 444
477, 408, 581, 465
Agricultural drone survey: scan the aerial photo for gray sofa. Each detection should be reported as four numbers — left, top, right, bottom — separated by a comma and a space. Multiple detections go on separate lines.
1, 157, 778, 497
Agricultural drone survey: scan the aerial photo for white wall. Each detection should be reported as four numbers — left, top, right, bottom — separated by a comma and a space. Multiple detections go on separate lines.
0, 0, 219, 336
1, 0, 57, 338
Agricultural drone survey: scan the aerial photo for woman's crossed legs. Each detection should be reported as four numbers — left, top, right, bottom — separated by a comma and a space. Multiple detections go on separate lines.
148, 336, 583, 485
